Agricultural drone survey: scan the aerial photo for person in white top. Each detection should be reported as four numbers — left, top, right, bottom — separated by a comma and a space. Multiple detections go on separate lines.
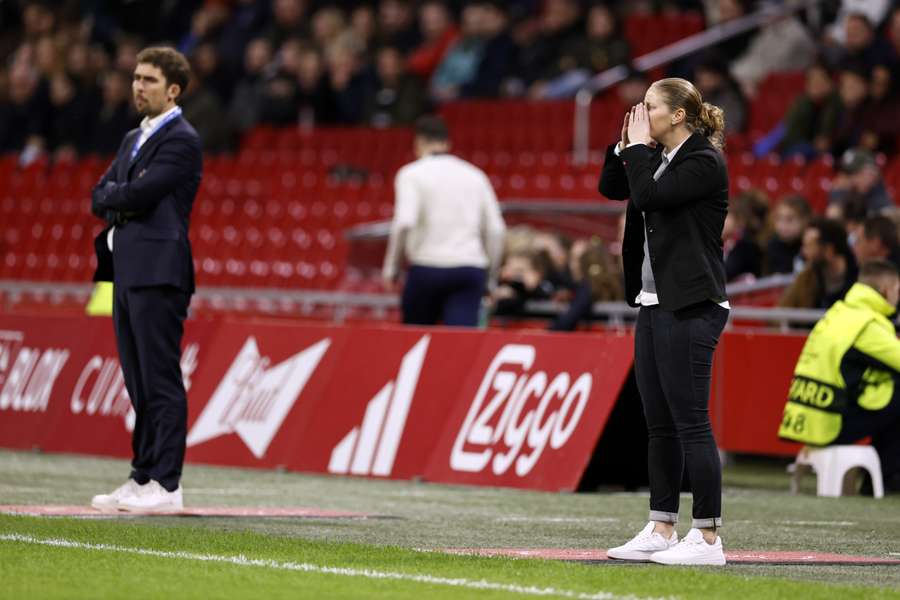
383, 116, 506, 326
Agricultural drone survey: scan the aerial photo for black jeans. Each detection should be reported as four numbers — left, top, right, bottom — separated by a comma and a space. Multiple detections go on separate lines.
634, 301, 728, 528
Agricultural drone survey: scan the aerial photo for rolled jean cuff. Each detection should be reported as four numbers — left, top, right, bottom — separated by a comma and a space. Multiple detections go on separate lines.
649, 510, 678, 524
692, 517, 722, 528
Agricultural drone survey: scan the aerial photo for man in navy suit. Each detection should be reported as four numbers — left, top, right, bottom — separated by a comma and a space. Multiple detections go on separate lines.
90, 47, 202, 513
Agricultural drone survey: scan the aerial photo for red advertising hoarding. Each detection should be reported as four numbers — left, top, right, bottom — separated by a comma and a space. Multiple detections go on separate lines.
0, 315, 633, 491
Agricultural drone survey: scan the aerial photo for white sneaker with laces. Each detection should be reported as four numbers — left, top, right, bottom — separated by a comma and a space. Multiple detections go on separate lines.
117, 480, 183, 513
91, 479, 145, 511
607, 522, 678, 561
650, 528, 726, 566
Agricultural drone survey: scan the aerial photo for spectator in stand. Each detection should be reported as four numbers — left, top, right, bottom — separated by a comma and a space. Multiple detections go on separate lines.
65, 42, 100, 100
858, 62, 900, 155
780, 217, 859, 309
694, 54, 746, 134
854, 214, 900, 267
376, 0, 421, 53
311, 5, 349, 54
190, 41, 234, 105
831, 63, 872, 157
531, 2, 630, 100
778, 62, 842, 159
549, 238, 624, 331
178, 2, 230, 58
827, 148, 895, 218
258, 37, 305, 126
764, 195, 812, 275
263, 0, 309, 49
515, 0, 582, 88
492, 251, 556, 316
698, 0, 756, 67
533, 231, 575, 291
364, 45, 427, 127
350, 4, 378, 54
729, 11, 817, 98
227, 37, 273, 135
888, 7, 900, 65
723, 189, 768, 281
46, 72, 92, 160
826, 0, 893, 46
114, 35, 143, 75
430, 3, 488, 103
407, 1, 459, 81
326, 39, 373, 124
180, 72, 233, 154
89, 70, 136, 155
461, 0, 515, 98
825, 12, 895, 71
297, 42, 338, 125
0, 61, 44, 155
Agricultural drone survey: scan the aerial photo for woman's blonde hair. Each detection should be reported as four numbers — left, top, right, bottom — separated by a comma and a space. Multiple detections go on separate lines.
650, 77, 726, 151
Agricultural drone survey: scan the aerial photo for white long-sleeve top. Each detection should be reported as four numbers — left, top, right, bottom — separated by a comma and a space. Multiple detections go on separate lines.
382, 153, 506, 281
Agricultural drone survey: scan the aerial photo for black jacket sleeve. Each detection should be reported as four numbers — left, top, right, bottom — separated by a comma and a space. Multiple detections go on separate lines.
92, 132, 202, 215
621, 143, 723, 212
598, 143, 630, 200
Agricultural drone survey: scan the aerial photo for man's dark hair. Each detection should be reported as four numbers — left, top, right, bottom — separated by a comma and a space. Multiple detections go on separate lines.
415, 115, 449, 142
810, 217, 852, 258
859, 259, 900, 288
864, 215, 899, 251
135, 46, 191, 97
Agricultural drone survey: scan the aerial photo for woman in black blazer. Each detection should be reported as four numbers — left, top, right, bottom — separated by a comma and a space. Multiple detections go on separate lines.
599, 78, 730, 566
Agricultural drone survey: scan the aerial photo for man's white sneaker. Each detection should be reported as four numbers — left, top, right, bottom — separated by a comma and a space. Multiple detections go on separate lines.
650, 528, 726, 566
117, 480, 183, 513
91, 479, 145, 511
607, 522, 678, 561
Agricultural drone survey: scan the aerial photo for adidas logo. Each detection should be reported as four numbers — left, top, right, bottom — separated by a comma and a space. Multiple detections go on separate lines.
186, 337, 330, 458
328, 335, 430, 476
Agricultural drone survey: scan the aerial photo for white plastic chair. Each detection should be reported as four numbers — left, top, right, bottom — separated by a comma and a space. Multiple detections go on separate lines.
789, 445, 884, 498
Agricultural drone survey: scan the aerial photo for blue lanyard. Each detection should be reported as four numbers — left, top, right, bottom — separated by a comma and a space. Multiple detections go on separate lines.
131, 107, 182, 161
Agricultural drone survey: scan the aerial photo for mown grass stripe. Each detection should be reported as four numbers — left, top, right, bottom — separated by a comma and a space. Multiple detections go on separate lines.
0, 533, 675, 600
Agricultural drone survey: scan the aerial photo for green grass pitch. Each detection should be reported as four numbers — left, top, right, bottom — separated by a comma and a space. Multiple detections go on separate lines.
1, 450, 899, 599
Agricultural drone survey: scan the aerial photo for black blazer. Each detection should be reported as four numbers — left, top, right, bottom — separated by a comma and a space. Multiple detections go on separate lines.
598, 132, 728, 311
91, 114, 203, 293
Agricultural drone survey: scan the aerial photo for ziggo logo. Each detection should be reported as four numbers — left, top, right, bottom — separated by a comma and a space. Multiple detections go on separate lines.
450, 344, 592, 477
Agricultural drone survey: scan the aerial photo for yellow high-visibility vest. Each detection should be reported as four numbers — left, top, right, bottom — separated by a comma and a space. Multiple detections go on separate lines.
779, 282, 900, 445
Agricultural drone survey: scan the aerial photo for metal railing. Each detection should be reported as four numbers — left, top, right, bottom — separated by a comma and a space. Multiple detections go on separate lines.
0, 275, 817, 329
572, 0, 821, 164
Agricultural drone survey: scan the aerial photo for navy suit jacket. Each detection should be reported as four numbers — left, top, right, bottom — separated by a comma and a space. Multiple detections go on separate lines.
92, 113, 202, 293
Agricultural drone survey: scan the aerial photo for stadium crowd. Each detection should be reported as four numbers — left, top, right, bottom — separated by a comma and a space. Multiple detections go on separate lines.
1, 0, 899, 159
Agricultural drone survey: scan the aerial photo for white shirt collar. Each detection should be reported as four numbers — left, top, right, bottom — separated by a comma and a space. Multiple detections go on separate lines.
663, 134, 691, 163
140, 104, 180, 135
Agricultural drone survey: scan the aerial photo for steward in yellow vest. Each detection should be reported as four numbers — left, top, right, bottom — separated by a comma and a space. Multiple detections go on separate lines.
779, 260, 900, 491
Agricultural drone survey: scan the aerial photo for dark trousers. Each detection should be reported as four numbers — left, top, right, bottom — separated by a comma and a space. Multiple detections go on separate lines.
113, 284, 190, 492
401, 265, 486, 327
835, 387, 900, 491
634, 301, 729, 528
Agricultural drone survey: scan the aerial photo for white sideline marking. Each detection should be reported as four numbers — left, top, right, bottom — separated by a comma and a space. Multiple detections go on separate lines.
0, 533, 673, 600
